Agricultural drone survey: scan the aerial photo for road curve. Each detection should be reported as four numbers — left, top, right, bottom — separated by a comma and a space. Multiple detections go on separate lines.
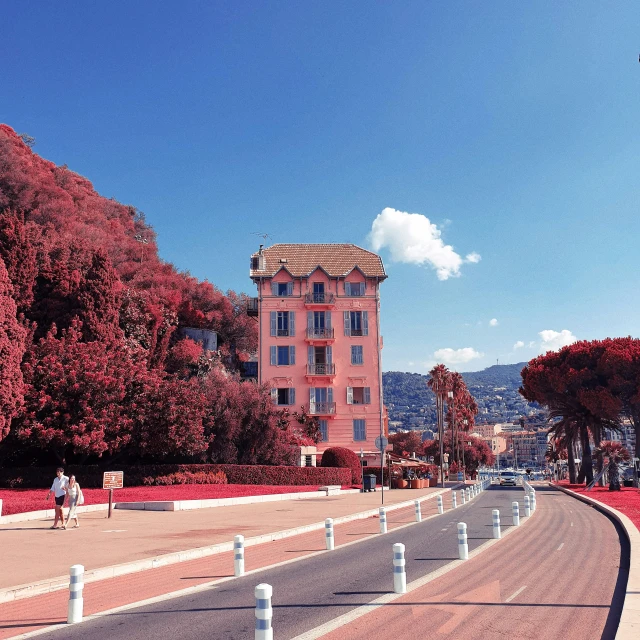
320, 485, 628, 640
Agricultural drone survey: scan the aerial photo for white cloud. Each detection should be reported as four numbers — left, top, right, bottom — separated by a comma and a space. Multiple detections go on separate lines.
513, 340, 525, 349
489, 318, 498, 327
539, 329, 578, 353
528, 341, 536, 348
433, 347, 484, 365
369, 207, 481, 281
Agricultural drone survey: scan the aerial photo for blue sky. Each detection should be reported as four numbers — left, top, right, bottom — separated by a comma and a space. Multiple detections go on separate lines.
2, 1, 639, 372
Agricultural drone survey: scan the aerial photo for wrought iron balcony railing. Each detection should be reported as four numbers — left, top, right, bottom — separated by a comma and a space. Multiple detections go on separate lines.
307, 363, 336, 376
304, 292, 335, 305
306, 327, 335, 340
308, 401, 337, 415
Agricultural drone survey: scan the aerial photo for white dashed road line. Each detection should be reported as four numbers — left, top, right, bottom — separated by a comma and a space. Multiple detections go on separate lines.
506, 585, 527, 602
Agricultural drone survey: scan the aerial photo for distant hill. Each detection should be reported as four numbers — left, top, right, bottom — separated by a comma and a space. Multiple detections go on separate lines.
383, 363, 539, 430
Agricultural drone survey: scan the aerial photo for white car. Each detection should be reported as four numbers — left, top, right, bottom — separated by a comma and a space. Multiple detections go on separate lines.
500, 472, 516, 486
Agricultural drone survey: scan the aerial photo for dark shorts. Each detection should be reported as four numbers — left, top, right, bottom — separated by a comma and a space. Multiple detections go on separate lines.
55, 495, 65, 507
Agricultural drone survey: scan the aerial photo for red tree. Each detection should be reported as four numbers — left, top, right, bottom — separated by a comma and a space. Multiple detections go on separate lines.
0, 257, 27, 441
389, 431, 423, 457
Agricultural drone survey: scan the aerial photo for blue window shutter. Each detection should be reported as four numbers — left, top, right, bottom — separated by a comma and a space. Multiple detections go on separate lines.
362, 311, 369, 336
271, 282, 278, 296
344, 311, 351, 336
307, 311, 313, 329
287, 282, 293, 296
364, 387, 371, 404
345, 281, 351, 296
328, 387, 333, 404
320, 420, 328, 442
326, 345, 332, 364
270, 312, 276, 336
289, 345, 295, 365
359, 282, 365, 295
289, 311, 295, 336
308, 346, 314, 365
270, 346, 277, 365
325, 311, 331, 329
350, 346, 356, 365
289, 388, 295, 406
271, 388, 278, 402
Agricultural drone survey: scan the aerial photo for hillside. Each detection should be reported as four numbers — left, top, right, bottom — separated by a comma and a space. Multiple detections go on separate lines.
383, 363, 539, 430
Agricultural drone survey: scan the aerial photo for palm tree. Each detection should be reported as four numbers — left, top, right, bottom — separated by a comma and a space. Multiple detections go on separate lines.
594, 441, 631, 491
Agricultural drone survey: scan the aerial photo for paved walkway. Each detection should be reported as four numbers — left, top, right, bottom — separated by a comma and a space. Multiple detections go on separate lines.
0, 485, 455, 638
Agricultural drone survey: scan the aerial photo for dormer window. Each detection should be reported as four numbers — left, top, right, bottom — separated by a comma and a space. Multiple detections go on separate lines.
345, 282, 365, 296
271, 281, 294, 296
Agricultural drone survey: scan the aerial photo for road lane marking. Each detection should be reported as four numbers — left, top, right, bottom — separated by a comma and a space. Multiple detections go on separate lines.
571, 522, 574, 527
441, 528, 448, 531
505, 585, 527, 602
557, 542, 564, 550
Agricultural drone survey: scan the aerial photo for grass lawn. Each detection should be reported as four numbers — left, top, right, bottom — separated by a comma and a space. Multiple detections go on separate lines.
556, 481, 640, 532
0, 484, 322, 517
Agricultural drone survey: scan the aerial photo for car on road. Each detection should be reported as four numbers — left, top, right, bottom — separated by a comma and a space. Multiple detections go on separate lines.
500, 471, 517, 486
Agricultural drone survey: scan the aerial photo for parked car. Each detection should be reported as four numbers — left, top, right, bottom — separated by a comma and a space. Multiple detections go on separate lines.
500, 472, 517, 486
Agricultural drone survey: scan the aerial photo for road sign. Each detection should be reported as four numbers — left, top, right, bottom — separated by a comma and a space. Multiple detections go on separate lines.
375, 436, 388, 450
103, 471, 124, 490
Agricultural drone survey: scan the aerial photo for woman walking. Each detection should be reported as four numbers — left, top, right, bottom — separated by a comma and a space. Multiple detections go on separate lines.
63, 475, 83, 529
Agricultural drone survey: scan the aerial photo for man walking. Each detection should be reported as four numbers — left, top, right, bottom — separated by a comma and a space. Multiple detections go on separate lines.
46, 467, 68, 529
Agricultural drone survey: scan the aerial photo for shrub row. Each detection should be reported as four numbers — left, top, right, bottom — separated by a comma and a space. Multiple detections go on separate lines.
0, 464, 351, 489
142, 470, 228, 486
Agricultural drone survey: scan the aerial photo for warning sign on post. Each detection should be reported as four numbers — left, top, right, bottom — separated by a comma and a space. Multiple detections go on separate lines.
103, 471, 124, 490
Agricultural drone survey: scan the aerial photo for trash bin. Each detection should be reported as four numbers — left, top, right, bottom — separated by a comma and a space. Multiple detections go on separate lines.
623, 479, 633, 487
364, 474, 377, 492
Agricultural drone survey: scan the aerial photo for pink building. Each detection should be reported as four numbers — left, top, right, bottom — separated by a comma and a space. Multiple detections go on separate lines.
249, 243, 387, 462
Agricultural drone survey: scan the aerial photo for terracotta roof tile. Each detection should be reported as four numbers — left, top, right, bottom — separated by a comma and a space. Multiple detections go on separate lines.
250, 244, 387, 279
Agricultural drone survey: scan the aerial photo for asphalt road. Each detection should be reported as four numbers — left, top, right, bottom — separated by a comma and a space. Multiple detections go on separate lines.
31, 486, 626, 640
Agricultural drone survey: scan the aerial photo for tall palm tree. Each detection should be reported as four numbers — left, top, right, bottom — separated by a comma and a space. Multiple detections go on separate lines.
594, 441, 631, 491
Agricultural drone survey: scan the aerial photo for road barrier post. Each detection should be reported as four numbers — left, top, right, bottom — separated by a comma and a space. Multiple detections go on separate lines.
393, 543, 407, 594
492, 509, 501, 539
512, 501, 520, 526
325, 518, 335, 550
234, 535, 245, 576
457, 522, 469, 560
466, 488, 471, 501
460, 489, 465, 505
255, 583, 273, 640
0, 499, 2, 517
67, 564, 84, 624
524, 496, 531, 517
531, 492, 537, 512
452, 492, 457, 509
437, 495, 444, 514
379, 507, 387, 534
414, 500, 422, 523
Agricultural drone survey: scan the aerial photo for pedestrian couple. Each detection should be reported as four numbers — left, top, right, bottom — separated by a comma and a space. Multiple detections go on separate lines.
46, 467, 84, 529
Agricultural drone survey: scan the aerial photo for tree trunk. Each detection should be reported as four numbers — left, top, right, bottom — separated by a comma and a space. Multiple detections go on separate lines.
608, 460, 621, 491
567, 436, 577, 484
593, 424, 604, 487
580, 426, 594, 485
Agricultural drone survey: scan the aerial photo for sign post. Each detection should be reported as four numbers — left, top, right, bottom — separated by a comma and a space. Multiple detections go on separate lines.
103, 471, 124, 518
375, 436, 389, 505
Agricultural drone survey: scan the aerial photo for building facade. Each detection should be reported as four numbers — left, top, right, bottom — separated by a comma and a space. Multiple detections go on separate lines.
250, 243, 387, 461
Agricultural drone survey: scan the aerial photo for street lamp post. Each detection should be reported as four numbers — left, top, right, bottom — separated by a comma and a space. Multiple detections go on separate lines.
448, 390, 455, 469
360, 447, 365, 493
462, 419, 468, 481
435, 390, 446, 487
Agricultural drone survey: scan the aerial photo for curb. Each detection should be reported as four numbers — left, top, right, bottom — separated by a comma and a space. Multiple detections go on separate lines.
0, 488, 362, 524
0, 486, 455, 605
554, 484, 640, 639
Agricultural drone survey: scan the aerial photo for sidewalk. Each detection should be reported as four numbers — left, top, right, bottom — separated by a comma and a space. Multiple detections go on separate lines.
0, 485, 455, 639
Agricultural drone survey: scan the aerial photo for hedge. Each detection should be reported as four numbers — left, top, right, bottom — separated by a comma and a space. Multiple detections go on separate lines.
0, 464, 351, 489
320, 447, 363, 485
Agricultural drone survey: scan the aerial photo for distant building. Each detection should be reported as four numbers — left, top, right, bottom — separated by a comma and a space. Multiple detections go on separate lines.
180, 327, 218, 352
249, 243, 388, 464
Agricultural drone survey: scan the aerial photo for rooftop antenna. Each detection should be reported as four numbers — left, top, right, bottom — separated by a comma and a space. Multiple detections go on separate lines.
251, 232, 272, 243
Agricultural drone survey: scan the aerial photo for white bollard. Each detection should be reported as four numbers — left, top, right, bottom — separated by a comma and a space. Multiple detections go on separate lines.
492, 509, 501, 539
379, 507, 387, 534
437, 495, 444, 515
325, 518, 335, 550
460, 489, 465, 505
524, 496, 531, 517
452, 492, 457, 509
67, 564, 84, 624
234, 534, 245, 576
531, 493, 537, 512
255, 583, 273, 640
0, 498, 2, 517
457, 522, 469, 560
393, 543, 407, 594
466, 488, 471, 501
414, 500, 422, 523
512, 501, 520, 527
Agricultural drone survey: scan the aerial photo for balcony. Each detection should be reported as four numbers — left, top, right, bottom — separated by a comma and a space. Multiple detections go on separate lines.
246, 297, 259, 317
307, 363, 336, 377
305, 327, 335, 343
308, 401, 337, 416
304, 292, 335, 307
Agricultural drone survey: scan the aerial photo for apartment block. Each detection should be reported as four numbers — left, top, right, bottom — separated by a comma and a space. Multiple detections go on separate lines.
250, 243, 387, 459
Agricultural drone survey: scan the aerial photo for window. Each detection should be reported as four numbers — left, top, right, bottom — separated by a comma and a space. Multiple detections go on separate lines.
319, 419, 328, 442
305, 455, 313, 467
270, 345, 295, 366
353, 419, 366, 441
351, 345, 364, 365
344, 311, 368, 336
347, 387, 371, 404
272, 282, 293, 296
272, 388, 296, 406
345, 282, 365, 296
270, 311, 295, 337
